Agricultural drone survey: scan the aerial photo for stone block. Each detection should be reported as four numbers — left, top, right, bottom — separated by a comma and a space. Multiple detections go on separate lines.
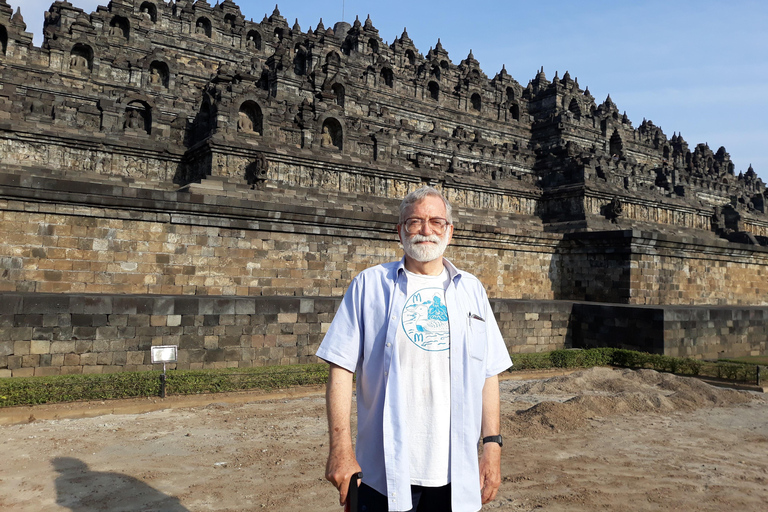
0, 295, 22, 315
72, 327, 97, 339
22, 354, 40, 367
23, 295, 71, 314
63, 353, 80, 365
152, 297, 174, 316
173, 298, 200, 315
80, 352, 98, 366
35, 367, 61, 376
30, 339, 50, 354
50, 341, 76, 353
235, 301, 256, 315
14, 340, 31, 355
126, 351, 145, 365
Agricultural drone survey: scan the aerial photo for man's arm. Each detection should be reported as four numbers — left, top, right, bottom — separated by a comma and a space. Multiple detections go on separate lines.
479, 374, 501, 504
325, 363, 362, 510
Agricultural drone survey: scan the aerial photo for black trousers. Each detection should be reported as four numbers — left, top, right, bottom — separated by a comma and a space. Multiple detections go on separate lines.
357, 483, 451, 512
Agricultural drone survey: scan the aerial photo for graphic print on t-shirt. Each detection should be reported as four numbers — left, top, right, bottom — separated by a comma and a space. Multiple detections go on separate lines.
401, 287, 449, 351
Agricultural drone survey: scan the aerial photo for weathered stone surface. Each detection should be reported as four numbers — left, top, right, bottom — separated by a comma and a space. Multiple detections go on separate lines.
0, 1, 766, 376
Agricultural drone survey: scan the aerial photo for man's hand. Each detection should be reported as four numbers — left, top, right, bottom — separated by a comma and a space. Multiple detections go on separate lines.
325, 364, 360, 510
325, 447, 362, 510
480, 374, 502, 504
479, 442, 501, 503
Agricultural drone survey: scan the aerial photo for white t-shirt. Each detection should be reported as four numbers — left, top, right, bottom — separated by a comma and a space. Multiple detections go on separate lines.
397, 268, 452, 487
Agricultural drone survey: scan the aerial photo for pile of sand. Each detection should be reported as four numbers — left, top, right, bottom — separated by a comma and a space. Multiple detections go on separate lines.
502, 367, 758, 438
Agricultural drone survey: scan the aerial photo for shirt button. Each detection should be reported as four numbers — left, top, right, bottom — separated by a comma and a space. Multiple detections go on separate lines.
386, 343, 391, 347
384, 371, 388, 376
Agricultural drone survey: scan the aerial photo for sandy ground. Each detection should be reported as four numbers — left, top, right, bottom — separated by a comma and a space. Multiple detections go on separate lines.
1, 367, 766, 512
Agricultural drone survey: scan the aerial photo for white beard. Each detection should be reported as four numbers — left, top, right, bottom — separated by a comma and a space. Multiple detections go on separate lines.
401, 229, 450, 263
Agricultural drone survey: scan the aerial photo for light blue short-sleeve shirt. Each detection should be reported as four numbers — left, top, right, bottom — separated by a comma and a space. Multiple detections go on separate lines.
316, 257, 513, 512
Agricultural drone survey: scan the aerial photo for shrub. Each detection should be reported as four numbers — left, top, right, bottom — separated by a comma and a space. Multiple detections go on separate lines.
0, 364, 329, 408
510, 352, 552, 370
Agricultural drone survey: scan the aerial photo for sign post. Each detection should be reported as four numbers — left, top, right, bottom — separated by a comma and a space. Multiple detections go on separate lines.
150, 345, 178, 398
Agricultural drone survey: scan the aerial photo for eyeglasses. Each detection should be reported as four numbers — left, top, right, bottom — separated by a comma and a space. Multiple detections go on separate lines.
402, 217, 451, 234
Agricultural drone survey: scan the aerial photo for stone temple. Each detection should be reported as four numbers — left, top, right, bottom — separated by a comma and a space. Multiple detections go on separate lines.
0, 0, 766, 377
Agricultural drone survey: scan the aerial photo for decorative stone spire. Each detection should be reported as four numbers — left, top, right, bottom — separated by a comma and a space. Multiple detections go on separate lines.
435, 38, 444, 52
364, 14, 373, 30
316, 18, 325, 32
11, 6, 26, 30
292, 18, 300, 32
401, 27, 411, 44
269, 5, 285, 24
353, 15, 361, 29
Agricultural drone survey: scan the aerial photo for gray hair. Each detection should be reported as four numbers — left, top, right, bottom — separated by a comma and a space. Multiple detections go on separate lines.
398, 186, 454, 224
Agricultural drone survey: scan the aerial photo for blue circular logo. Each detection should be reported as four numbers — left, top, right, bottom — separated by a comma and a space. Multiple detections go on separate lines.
401, 288, 450, 351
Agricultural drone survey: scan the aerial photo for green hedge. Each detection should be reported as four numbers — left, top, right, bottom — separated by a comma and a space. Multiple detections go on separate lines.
0, 364, 329, 408
0, 350, 760, 408
511, 347, 758, 383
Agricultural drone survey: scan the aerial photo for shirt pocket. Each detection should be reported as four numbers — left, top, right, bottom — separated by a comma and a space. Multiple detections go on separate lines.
467, 314, 487, 361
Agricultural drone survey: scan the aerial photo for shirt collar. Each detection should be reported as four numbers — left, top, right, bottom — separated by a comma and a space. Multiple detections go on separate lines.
395, 256, 463, 285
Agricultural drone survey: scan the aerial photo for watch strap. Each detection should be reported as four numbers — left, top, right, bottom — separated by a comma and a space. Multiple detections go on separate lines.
482, 435, 503, 447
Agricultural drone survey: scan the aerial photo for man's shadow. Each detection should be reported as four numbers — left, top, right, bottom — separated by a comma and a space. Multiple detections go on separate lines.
52, 457, 190, 512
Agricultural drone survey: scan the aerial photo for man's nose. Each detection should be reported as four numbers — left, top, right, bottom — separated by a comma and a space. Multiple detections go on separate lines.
418, 220, 434, 234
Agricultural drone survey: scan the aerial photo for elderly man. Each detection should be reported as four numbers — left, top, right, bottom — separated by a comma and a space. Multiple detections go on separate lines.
317, 187, 512, 511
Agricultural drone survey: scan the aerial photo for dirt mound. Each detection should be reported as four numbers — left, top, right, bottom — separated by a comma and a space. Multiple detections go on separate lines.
503, 367, 757, 438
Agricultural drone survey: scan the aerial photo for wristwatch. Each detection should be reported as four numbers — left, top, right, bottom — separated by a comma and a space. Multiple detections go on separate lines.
482, 435, 503, 447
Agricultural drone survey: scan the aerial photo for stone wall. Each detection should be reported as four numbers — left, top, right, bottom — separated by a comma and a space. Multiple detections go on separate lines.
493, 300, 574, 354
0, 293, 577, 377
5, 291, 765, 377
573, 303, 768, 360
1, 0, 767, 377
662, 307, 768, 359
0, 293, 337, 377
0, 172, 561, 300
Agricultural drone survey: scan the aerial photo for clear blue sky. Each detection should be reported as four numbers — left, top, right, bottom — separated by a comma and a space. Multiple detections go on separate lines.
14, 0, 768, 181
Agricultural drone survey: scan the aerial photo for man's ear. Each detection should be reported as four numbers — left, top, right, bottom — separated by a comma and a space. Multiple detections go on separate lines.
396, 224, 403, 244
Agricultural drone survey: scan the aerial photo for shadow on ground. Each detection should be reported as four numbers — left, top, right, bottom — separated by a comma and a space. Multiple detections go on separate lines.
52, 457, 189, 512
